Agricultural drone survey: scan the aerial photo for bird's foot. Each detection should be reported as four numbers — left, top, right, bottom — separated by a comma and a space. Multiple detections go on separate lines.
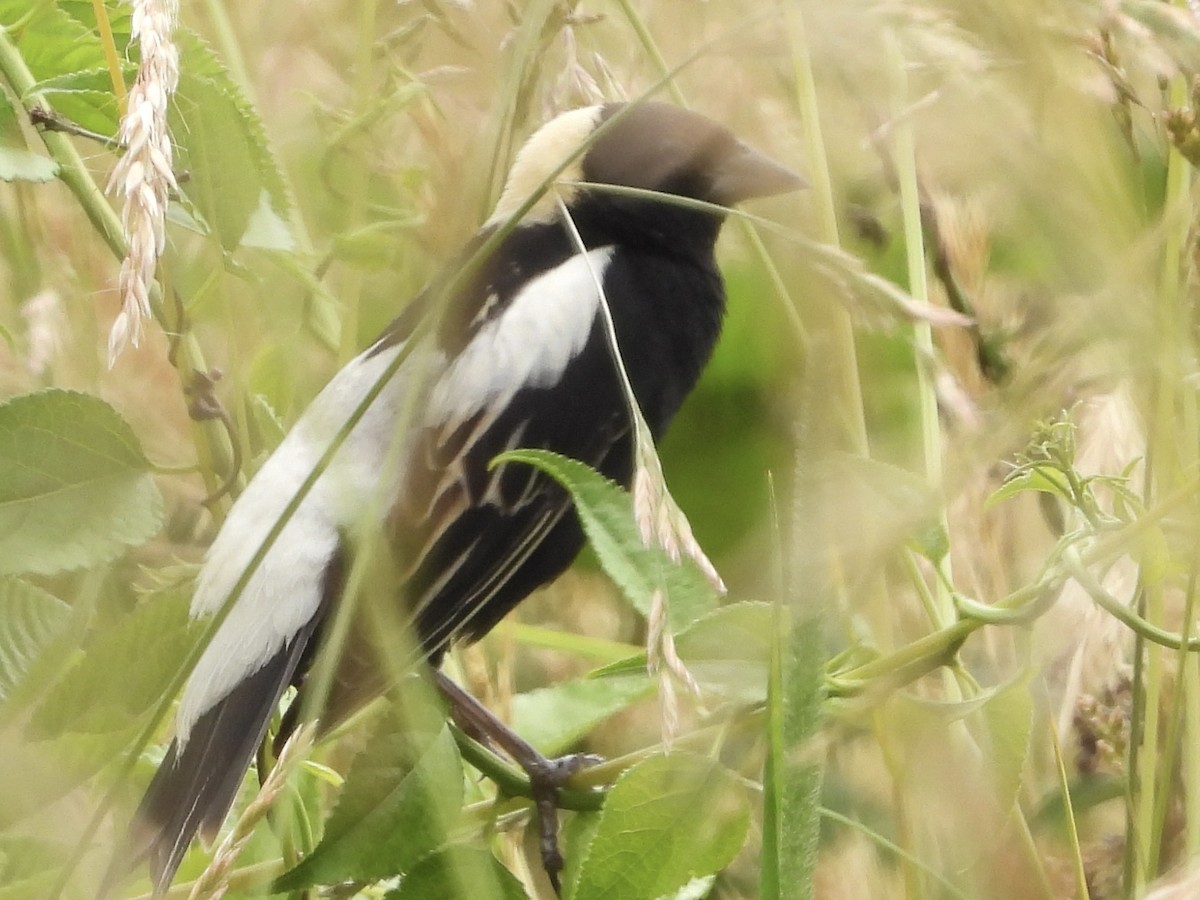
434, 671, 602, 895
524, 751, 603, 891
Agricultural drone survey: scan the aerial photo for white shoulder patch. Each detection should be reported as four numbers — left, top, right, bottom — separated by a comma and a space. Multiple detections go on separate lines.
430, 246, 614, 426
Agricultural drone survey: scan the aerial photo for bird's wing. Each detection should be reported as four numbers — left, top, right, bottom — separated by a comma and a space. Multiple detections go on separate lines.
127, 240, 626, 893
309, 245, 635, 723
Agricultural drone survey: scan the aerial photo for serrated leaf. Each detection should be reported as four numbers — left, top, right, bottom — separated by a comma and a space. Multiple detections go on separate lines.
275, 713, 463, 890
56, 0, 134, 43
496, 450, 718, 630
980, 669, 1034, 815
386, 845, 528, 900
171, 30, 291, 241
0, 390, 163, 575
30, 591, 195, 738
172, 72, 261, 251
0, 1, 124, 135
0, 148, 59, 183
40, 89, 120, 136
512, 674, 653, 757
569, 752, 749, 900
0, 578, 70, 708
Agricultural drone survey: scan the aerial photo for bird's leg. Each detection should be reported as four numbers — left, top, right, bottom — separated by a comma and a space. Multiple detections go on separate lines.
433, 670, 600, 893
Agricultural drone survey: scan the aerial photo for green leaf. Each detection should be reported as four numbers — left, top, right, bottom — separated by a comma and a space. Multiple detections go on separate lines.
588, 602, 773, 703
495, 450, 718, 631
172, 71, 262, 251
275, 709, 463, 890
0, 85, 57, 183
0, 147, 58, 183
241, 191, 297, 251
387, 845, 528, 900
986, 466, 1070, 508
511, 674, 653, 756
56, 0, 134, 43
0, 835, 61, 900
169, 30, 291, 251
675, 601, 773, 703
761, 609, 823, 900
0, 390, 163, 576
30, 591, 195, 739
0, 579, 70, 711
568, 752, 750, 900
0, 1, 124, 135
980, 669, 1034, 815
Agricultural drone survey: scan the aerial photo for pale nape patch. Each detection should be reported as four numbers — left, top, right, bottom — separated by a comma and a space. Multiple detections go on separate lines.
486, 105, 604, 227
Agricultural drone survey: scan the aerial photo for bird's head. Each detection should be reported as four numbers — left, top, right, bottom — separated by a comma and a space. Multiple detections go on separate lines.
487, 102, 804, 246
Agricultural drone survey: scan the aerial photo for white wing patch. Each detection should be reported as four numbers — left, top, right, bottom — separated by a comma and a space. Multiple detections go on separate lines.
430, 246, 613, 426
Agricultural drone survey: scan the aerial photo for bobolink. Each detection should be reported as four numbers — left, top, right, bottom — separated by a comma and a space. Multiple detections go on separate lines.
122, 100, 802, 895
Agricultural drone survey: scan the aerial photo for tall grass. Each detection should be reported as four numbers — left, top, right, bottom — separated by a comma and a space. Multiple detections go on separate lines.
3, 0, 1200, 897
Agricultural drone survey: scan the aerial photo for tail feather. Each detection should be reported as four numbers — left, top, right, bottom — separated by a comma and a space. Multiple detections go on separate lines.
108, 623, 318, 895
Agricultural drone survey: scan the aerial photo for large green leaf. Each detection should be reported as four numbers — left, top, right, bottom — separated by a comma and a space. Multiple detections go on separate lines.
0, 578, 70, 709
275, 710, 463, 890
172, 69, 263, 252
674, 601, 773, 703
495, 450, 718, 631
0, 390, 163, 575
0, 0, 128, 136
568, 752, 749, 900
30, 592, 194, 739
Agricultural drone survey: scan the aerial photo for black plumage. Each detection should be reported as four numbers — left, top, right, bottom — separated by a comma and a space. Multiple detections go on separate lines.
119, 100, 802, 895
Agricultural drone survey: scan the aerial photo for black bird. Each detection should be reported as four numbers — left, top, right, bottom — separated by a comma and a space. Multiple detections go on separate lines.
122, 101, 802, 895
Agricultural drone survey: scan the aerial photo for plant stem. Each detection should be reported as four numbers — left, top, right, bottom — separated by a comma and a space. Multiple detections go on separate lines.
0, 24, 235, 494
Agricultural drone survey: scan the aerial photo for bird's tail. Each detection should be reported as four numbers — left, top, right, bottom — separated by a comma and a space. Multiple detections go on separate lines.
102, 628, 315, 896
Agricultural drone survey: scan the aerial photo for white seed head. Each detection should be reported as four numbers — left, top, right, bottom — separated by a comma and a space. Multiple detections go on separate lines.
107, 0, 180, 366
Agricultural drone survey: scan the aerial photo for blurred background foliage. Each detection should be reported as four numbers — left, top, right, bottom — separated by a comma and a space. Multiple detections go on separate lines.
5, 0, 1200, 897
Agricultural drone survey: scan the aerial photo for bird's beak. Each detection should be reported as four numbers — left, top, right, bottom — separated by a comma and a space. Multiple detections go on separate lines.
710, 142, 807, 205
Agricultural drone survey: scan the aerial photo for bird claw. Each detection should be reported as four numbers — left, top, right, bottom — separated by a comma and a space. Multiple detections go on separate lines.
526, 752, 604, 894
